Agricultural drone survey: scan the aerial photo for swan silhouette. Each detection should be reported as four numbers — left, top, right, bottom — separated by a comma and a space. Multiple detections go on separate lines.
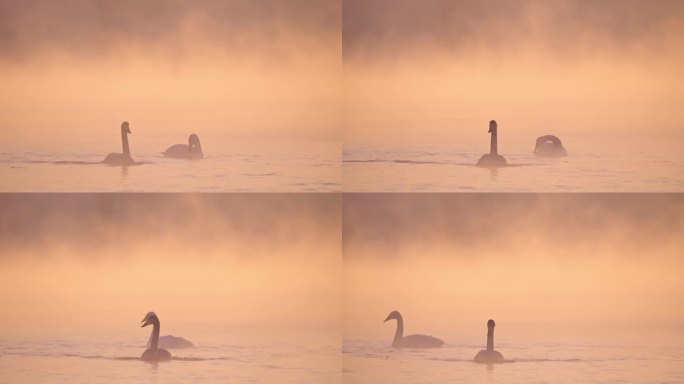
384, 310, 444, 348
477, 120, 507, 167
156, 335, 194, 349
140, 312, 172, 361
473, 319, 504, 364
103, 121, 135, 165
164, 134, 203, 159
534, 135, 567, 157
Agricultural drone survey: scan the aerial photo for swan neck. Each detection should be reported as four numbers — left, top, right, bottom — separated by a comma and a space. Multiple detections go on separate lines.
487, 327, 494, 352
150, 321, 160, 349
122, 130, 130, 156
393, 316, 404, 347
490, 129, 498, 155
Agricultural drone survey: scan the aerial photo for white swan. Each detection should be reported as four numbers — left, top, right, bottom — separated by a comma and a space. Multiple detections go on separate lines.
473, 319, 504, 364
384, 310, 444, 348
164, 134, 203, 159
534, 135, 567, 157
156, 335, 194, 349
140, 312, 172, 361
477, 120, 507, 167
103, 121, 135, 165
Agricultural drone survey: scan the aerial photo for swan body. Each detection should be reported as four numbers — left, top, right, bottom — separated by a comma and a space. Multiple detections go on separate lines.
384, 310, 444, 348
103, 121, 135, 165
473, 319, 504, 364
140, 311, 172, 361
164, 134, 203, 159
477, 120, 507, 167
534, 135, 567, 157
157, 335, 194, 349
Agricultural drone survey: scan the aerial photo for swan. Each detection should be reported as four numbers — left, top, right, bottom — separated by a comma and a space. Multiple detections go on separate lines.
473, 319, 504, 364
534, 135, 567, 157
164, 134, 203, 159
384, 310, 444, 348
156, 335, 194, 349
103, 121, 135, 165
140, 312, 172, 361
477, 120, 507, 167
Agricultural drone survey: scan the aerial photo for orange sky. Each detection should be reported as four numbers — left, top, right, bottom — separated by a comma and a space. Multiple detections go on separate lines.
343, 194, 684, 342
343, 0, 684, 144
1, 1, 682, 148
0, 194, 342, 343
0, 1, 341, 149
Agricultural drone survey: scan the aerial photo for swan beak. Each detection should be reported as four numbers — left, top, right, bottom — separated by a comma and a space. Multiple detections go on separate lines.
127, 127, 132, 134
141, 319, 151, 327
488, 127, 492, 133
383, 315, 392, 322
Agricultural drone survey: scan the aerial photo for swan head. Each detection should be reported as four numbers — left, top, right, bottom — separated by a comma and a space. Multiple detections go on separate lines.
487, 319, 496, 329
383, 310, 401, 322
141, 311, 159, 328
121, 121, 131, 134
488, 120, 497, 133
188, 134, 201, 149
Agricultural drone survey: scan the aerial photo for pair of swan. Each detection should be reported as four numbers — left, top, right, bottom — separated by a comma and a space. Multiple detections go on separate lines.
103, 121, 203, 165
140, 311, 194, 361
476, 120, 567, 167
384, 311, 504, 364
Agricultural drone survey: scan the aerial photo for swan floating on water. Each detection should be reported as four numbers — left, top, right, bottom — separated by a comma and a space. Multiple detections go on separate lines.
156, 335, 194, 349
477, 120, 507, 167
473, 319, 504, 364
534, 135, 567, 157
164, 134, 203, 159
103, 121, 135, 165
384, 310, 444, 348
140, 312, 172, 361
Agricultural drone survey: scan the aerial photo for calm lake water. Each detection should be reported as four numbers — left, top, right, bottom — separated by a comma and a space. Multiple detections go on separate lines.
343, 339, 684, 384
0, 338, 341, 384
0, 139, 340, 192
343, 134, 684, 192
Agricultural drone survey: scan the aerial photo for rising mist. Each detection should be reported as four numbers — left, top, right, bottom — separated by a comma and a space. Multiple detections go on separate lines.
343, 194, 684, 345
0, 1, 341, 151
343, 0, 684, 146
0, 194, 341, 344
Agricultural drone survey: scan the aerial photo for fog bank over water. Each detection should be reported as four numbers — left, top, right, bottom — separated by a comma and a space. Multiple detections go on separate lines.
0, 194, 341, 343
343, 0, 684, 144
0, 1, 341, 149
343, 194, 684, 343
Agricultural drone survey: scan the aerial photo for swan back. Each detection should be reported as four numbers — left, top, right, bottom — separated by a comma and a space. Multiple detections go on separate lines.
156, 335, 194, 349
534, 135, 567, 157
164, 134, 203, 159
474, 349, 504, 364
141, 347, 172, 361
401, 334, 445, 348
